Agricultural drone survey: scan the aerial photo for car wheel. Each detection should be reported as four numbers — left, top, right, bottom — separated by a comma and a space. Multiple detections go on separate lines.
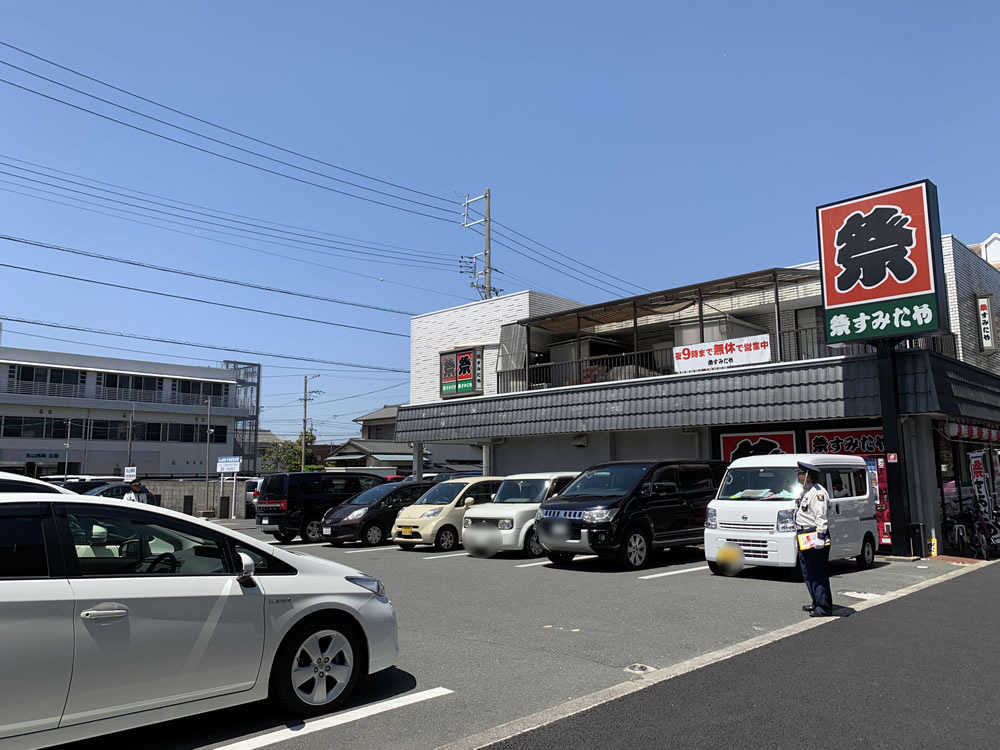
301, 520, 324, 543
270, 617, 363, 717
397, 543, 416, 551
617, 528, 651, 570
856, 534, 876, 569
546, 551, 575, 566
362, 523, 384, 547
273, 531, 297, 544
707, 560, 721, 575
435, 526, 458, 552
523, 527, 544, 557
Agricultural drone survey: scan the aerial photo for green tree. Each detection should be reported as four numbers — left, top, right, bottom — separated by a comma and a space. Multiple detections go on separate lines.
262, 430, 319, 472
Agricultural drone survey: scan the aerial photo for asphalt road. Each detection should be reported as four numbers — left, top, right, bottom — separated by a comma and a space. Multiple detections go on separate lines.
66, 525, 974, 750
486, 560, 1000, 750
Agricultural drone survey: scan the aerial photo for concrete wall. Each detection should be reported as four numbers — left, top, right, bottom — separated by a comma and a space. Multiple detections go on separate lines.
143, 478, 250, 519
409, 291, 580, 405
942, 235, 1000, 377
494, 428, 703, 475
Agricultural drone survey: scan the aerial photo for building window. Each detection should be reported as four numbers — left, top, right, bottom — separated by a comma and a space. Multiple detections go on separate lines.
213, 425, 227, 444
2, 417, 22, 438
180, 424, 196, 443
90, 420, 109, 440
167, 423, 181, 442
50, 418, 84, 440
21, 418, 45, 439
372, 423, 395, 440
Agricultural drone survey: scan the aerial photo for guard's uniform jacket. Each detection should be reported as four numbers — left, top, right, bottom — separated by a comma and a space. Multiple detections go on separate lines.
795, 482, 828, 535
795, 480, 833, 615
123, 489, 149, 504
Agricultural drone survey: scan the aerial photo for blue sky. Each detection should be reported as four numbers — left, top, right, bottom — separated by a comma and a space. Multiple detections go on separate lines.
1, 1, 997, 440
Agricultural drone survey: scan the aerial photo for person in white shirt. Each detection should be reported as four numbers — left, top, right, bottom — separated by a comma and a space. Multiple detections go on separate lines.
123, 479, 150, 504
794, 462, 833, 618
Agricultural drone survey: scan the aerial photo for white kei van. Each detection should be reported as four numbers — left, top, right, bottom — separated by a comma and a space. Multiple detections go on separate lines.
704, 454, 878, 573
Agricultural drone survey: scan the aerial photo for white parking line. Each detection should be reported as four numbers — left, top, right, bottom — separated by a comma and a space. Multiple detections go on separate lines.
840, 591, 881, 600
422, 552, 470, 560
343, 546, 403, 554
215, 687, 453, 750
515, 554, 598, 568
638, 564, 709, 580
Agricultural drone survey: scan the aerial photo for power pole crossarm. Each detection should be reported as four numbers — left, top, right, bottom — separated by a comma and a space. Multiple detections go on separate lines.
462, 188, 499, 300
300, 374, 321, 471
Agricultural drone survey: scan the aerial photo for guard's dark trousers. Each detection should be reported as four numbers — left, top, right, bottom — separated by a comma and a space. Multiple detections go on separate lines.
799, 545, 833, 615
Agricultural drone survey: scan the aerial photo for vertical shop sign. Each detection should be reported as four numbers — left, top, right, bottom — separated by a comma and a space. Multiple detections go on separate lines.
440, 347, 484, 399
968, 451, 993, 521
439, 352, 457, 397
816, 180, 947, 343
977, 295, 995, 351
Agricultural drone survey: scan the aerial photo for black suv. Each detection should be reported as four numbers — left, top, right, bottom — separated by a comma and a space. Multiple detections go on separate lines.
535, 459, 727, 570
255, 472, 385, 543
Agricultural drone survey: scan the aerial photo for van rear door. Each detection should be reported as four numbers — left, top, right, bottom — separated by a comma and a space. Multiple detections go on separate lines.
825, 468, 859, 558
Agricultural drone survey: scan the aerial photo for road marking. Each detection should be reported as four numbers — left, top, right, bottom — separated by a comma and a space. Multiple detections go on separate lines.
343, 546, 403, 554
840, 591, 881, 600
438, 561, 992, 750
516, 554, 598, 568
422, 552, 470, 560
638, 564, 709, 580
214, 687, 453, 750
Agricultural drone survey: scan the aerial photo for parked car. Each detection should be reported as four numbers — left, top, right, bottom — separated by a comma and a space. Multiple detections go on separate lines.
704, 454, 878, 574
256, 472, 386, 543
391, 477, 504, 551
0, 471, 78, 494
243, 477, 263, 518
536, 460, 727, 570
0, 493, 397, 747
321, 481, 434, 546
401, 473, 436, 483
382, 475, 407, 483
462, 472, 578, 557
432, 471, 481, 483
54, 477, 124, 494
84, 483, 132, 500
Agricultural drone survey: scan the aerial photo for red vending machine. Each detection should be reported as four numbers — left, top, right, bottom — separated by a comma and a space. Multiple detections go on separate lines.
865, 456, 891, 547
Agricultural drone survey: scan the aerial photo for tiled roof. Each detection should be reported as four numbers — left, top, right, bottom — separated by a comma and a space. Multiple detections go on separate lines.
329, 438, 416, 456
353, 404, 401, 423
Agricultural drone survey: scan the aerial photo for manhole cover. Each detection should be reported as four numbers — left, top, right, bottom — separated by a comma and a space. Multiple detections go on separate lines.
624, 663, 655, 675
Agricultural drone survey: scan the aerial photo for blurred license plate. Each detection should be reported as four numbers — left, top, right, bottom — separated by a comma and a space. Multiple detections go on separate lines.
322, 527, 331, 535
717, 545, 742, 563
401, 527, 412, 536
552, 522, 570, 537
260, 518, 269, 525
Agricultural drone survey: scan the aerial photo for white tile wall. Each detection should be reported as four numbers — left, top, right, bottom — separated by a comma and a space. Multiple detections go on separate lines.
942, 235, 1000, 376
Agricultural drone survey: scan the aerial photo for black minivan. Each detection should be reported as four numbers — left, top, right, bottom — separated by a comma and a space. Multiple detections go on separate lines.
535, 459, 727, 570
256, 472, 385, 543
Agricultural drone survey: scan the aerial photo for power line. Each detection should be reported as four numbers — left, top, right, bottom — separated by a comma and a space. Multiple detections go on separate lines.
0, 234, 418, 316
0, 41, 460, 207
0, 316, 410, 373
0, 75, 459, 223
0, 183, 475, 302
0, 261, 410, 338
0, 57, 458, 217
0, 159, 459, 262
310, 382, 409, 406
0, 167, 459, 270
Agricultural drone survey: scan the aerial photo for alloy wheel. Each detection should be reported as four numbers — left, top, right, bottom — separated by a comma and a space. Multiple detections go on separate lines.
366, 525, 383, 545
290, 629, 354, 707
527, 530, 544, 556
627, 533, 647, 567
304, 521, 323, 543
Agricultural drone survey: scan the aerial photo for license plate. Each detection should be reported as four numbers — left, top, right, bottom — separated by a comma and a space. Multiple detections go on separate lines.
401, 527, 412, 537
322, 527, 331, 535
552, 522, 570, 538
717, 544, 742, 564
260, 518, 269, 525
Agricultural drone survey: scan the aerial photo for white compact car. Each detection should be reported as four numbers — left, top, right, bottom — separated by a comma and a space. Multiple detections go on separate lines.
0, 471, 78, 494
0, 494, 398, 749
462, 472, 578, 557
704, 454, 878, 573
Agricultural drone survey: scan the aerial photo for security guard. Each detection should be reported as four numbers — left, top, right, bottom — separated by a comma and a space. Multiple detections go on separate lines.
795, 462, 833, 617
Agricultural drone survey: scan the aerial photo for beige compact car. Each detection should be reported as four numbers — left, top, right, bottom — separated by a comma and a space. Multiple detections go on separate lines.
391, 477, 503, 551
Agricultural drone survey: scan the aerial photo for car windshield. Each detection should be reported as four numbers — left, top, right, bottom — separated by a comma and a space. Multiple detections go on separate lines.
83, 485, 116, 495
414, 483, 463, 505
348, 484, 397, 505
559, 465, 651, 499
493, 479, 548, 503
718, 468, 803, 500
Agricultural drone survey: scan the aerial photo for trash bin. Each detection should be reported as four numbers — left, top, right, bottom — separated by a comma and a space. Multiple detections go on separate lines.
909, 523, 927, 557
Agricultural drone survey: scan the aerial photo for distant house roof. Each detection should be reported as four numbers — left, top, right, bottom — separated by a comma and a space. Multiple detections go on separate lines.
326, 438, 422, 461
353, 404, 401, 423
256, 429, 283, 445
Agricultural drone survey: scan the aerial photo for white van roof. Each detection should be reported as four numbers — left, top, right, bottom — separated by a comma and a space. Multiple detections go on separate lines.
727, 453, 868, 469
502, 472, 578, 480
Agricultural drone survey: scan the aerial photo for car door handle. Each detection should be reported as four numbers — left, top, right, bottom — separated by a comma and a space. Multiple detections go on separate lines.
80, 605, 129, 621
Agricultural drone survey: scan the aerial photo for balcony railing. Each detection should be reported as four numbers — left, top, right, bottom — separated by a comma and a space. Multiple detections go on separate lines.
497, 328, 957, 394
2, 381, 87, 399
2, 380, 231, 408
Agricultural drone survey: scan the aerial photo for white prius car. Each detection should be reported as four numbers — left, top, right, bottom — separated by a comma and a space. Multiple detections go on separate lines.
0, 494, 398, 750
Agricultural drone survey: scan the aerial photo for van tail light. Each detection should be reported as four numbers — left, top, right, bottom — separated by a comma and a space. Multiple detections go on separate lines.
258, 499, 287, 511
253, 489, 259, 497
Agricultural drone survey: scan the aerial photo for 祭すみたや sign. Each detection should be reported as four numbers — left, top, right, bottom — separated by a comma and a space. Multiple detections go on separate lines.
806, 428, 884, 455
439, 348, 483, 398
816, 180, 947, 343
673, 334, 771, 373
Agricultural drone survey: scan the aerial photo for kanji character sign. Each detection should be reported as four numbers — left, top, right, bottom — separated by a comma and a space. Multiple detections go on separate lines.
834, 206, 916, 292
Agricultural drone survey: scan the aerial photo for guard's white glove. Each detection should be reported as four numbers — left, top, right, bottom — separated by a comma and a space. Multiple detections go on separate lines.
811, 536, 826, 549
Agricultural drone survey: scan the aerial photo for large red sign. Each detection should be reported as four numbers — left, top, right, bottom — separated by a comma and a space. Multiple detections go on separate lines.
806, 428, 884, 455
720, 432, 796, 463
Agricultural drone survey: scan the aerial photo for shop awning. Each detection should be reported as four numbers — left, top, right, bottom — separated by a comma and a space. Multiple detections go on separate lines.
947, 423, 1000, 442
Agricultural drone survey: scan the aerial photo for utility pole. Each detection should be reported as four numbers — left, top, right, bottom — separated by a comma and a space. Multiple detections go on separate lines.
126, 403, 135, 467
301, 374, 321, 471
205, 397, 212, 513
462, 188, 500, 299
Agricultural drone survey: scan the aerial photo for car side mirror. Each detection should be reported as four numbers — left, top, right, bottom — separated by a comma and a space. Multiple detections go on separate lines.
490, 493, 496, 501
237, 552, 256, 586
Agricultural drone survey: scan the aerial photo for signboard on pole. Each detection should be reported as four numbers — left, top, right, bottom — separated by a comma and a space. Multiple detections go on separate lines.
124, 466, 137, 481
673, 334, 771, 374
817, 180, 947, 343
977, 295, 995, 352
216, 456, 241, 473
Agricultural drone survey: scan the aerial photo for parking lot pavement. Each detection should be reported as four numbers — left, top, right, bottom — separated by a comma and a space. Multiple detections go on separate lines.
68, 530, 973, 750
